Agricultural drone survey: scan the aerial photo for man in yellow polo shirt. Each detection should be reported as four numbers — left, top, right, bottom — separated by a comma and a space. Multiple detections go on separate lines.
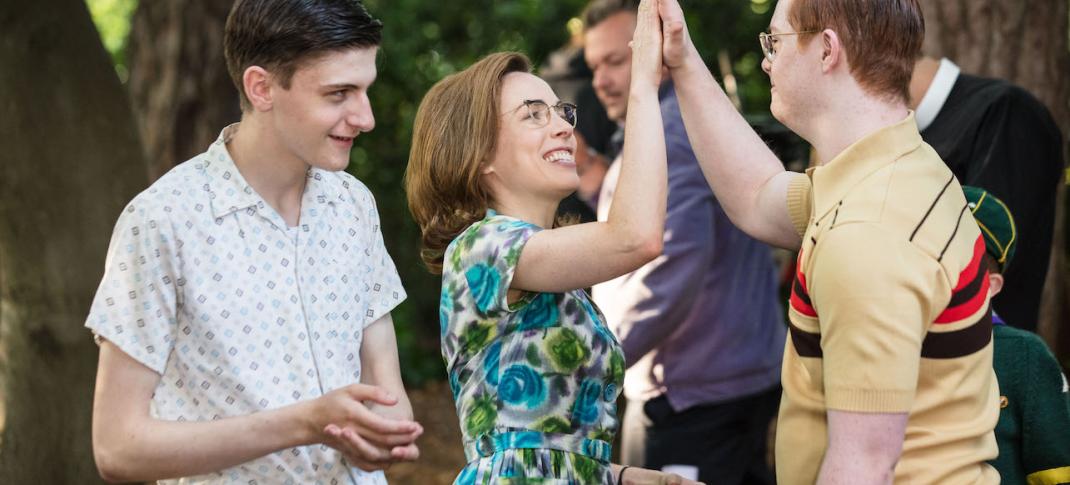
648, 0, 1000, 483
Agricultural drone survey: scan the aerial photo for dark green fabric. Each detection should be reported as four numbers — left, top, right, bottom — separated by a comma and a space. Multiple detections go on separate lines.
990, 324, 1070, 485
963, 185, 1017, 271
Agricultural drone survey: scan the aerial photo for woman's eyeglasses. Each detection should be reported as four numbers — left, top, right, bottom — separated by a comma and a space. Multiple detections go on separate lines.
504, 100, 578, 128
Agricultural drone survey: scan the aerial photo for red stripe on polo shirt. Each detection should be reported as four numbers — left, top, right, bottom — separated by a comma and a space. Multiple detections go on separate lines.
935, 236, 989, 324
790, 255, 817, 318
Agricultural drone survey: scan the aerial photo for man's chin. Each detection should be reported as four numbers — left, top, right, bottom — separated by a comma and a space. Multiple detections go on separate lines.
316, 155, 351, 173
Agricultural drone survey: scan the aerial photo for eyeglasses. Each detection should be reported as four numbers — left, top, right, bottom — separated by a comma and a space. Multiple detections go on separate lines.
503, 99, 578, 128
758, 30, 817, 62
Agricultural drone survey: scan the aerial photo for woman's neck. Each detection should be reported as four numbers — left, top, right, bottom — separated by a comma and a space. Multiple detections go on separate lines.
489, 195, 560, 228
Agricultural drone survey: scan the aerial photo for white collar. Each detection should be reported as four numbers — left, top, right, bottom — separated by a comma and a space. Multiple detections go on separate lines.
915, 58, 961, 131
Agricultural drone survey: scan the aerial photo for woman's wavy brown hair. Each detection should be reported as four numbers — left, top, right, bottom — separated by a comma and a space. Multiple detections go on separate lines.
405, 52, 532, 274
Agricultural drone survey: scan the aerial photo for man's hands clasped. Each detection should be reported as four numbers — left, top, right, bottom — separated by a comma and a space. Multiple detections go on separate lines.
307, 383, 423, 471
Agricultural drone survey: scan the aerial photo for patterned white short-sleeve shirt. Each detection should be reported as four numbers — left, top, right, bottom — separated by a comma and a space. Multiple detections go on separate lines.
86, 124, 406, 485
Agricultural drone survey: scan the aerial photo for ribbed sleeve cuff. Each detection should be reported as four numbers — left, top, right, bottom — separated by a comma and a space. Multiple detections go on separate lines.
825, 388, 914, 413
786, 173, 812, 238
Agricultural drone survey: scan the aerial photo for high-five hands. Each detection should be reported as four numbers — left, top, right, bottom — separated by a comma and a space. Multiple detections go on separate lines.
631, 0, 665, 89
656, 0, 699, 71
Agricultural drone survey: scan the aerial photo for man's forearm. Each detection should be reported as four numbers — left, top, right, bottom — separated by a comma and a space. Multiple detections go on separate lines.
670, 54, 799, 248
360, 314, 412, 421
816, 410, 907, 485
816, 445, 896, 485
95, 400, 316, 483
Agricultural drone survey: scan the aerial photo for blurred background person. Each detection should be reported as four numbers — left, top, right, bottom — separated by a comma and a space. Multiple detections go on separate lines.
584, 1, 785, 483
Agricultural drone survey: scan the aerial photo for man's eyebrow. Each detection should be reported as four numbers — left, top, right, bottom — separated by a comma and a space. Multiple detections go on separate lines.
320, 83, 360, 90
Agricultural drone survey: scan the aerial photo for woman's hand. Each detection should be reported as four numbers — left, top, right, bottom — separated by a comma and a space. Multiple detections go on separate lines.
630, 0, 664, 91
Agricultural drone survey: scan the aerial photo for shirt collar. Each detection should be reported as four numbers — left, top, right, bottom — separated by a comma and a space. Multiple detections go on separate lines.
915, 58, 960, 132
808, 112, 923, 220
202, 123, 346, 220
304, 167, 347, 208
202, 124, 262, 219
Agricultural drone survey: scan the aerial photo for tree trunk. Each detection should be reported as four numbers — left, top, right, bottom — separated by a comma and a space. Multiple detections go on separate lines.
126, 0, 240, 181
919, 0, 1070, 364
0, 0, 148, 482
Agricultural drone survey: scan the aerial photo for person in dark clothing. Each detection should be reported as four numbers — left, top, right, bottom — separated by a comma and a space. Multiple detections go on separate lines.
909, 56, 1065, 332
585, 1, 785, 483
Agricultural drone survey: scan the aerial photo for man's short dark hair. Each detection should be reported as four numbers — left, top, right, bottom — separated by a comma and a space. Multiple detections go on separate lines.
582, 0, 640, 31
224, 0, 383, 110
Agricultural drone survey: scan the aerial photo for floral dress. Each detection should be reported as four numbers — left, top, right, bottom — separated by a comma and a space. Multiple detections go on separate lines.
440, 210, 626, 485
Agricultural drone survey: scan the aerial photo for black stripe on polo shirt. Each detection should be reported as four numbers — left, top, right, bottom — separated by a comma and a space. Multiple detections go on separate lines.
793, 273, 813, 307
910, 174, 955, 242
789, 321, 822, 358
830, 201, 842, 227
946, 260, 987, 308
921, 308, 993, 359
938, 204, 970, 261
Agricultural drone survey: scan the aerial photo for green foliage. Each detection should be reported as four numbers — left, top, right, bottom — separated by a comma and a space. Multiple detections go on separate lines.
86, 0, 137, 80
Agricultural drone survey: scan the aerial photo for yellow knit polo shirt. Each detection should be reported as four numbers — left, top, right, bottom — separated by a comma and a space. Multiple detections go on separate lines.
776, 113, 1000, 484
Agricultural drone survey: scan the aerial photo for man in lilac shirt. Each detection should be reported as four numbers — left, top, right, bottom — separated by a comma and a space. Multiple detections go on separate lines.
584, 1, 786, 483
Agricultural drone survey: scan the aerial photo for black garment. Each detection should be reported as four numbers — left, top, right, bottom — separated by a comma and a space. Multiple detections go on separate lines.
621, 387, 780, 485
557, 193, 597, 223
921, 73, 1064, 331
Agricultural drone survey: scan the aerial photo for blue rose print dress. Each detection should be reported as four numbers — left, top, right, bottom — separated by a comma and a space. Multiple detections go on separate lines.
440, 210, 626, 485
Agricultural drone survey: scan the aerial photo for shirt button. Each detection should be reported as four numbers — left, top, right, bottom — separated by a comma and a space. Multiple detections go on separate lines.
603, 383, 617, 402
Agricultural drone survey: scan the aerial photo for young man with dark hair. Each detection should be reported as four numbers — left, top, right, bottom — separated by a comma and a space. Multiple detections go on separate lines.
86, 1, 421, 483
963, 186, 1070, 485
582, 1, 784, 483
651, 0, 1000, 482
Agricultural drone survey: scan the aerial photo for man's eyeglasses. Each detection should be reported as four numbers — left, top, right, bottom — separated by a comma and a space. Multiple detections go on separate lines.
758, 30, 817, 62
504, 100, 578, 128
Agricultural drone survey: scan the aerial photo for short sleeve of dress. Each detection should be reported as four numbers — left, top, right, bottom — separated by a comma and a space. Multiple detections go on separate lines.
85, 197, 181, 375
448, 212, 541, 317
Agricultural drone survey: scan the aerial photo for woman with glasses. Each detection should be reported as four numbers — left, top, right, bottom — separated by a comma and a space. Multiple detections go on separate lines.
403, 2, 697, 484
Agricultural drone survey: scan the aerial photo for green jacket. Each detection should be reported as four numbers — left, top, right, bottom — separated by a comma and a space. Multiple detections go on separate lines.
990, 323, 1070, 485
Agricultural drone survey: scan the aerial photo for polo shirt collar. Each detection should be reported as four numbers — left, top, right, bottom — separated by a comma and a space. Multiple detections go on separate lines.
203, 123, 346, 220
808, 111, 923, 220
